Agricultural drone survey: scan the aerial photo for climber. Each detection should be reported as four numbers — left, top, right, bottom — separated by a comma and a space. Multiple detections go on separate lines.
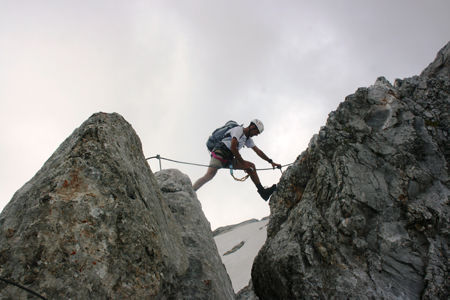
193, 119, 281, 201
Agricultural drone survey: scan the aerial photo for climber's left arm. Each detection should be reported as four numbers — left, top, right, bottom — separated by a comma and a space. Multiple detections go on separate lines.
252, 146, 282, 169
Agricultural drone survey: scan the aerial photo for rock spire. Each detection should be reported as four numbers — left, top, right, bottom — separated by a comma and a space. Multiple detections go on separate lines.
251, 42, 449, 299
0, 113, 234, 299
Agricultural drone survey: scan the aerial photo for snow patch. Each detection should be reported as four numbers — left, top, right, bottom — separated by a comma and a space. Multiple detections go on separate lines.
214, 218, 268, 292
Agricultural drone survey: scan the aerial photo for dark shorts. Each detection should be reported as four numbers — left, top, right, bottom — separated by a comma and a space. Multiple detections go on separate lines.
210, 143, 234, 168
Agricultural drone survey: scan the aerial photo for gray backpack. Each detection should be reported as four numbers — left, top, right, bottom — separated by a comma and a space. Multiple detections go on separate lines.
206, 121, 240, 152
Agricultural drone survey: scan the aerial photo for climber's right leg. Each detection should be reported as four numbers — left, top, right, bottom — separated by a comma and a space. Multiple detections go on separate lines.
193, 167, 218, 191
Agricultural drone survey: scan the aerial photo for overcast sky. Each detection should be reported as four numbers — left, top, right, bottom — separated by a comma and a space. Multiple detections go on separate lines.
1, 0, 449, 229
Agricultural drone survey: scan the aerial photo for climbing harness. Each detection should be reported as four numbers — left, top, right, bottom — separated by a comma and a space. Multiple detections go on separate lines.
146, 155, 293, 181
211, 151, 231, 166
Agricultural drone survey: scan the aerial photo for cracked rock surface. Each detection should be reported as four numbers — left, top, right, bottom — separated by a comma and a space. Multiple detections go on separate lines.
0, 113, 234, 299
252, 42, 449, 299
155, 169, 235, 300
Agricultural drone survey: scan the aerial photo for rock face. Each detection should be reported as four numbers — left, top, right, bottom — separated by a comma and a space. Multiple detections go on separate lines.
0, 113, 234, 299
252, 42, 449, 299
155, 169, 235, 300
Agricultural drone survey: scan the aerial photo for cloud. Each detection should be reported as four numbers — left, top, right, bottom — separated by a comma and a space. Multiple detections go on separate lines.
1, 0, 449, 229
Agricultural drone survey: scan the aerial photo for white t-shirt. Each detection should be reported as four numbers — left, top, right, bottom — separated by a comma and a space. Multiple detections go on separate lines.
221, 126, 255, 150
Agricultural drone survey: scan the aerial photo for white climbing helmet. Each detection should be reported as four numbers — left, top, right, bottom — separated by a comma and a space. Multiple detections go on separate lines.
251, 119, 264, 133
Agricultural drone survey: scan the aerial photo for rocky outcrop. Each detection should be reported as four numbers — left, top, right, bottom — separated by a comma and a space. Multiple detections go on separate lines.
0, 113, 234, 299
155, 169, 235, 300
252, 42, 449, 299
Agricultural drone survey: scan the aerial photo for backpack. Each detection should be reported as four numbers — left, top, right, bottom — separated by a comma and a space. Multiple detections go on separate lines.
206, 120, 240, 152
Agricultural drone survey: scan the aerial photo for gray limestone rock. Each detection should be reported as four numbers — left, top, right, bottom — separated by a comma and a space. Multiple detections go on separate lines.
0, 113, 234, 299
252, 42, 450, 299
155, 169, 235, 300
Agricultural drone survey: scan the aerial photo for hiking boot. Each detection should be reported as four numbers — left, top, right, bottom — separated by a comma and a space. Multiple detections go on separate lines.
258, 184, 277, 201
